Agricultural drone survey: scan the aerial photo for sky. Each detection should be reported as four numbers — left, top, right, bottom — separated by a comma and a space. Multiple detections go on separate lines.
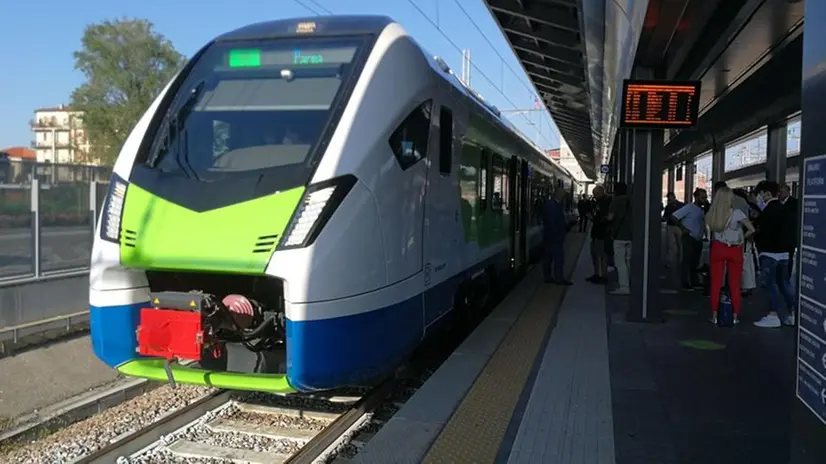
0, 0, 562, 152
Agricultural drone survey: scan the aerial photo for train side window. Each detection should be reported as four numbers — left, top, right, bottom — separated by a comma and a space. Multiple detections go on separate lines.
492, 154, 504, 211
439, 107, 453, 175
389, 100, 432, 170
479, 150, 488, 210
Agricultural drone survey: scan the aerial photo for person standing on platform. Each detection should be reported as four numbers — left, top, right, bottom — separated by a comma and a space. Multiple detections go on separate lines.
672, 188, 708, 290
733, 188, 759, 296
705, 186, 755, 325
663, 192, 684, 268
779, 183, 799, 280
753, 181, 797, 328
542, 187, 574, 286
607, 182, 632, 295
586, 185, 611, 284
577, 194, 591, 232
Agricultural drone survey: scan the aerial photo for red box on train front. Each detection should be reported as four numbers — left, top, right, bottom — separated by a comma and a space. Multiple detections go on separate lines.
137, 308, 203, 361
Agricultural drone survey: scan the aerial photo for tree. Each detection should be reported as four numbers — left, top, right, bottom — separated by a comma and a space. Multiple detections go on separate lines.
70, 18, 186, 165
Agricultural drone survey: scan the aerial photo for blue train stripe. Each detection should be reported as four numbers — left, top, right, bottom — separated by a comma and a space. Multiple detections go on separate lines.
89, 245, 542, 391
286, 249, 514, 390
90, 301, 146, 368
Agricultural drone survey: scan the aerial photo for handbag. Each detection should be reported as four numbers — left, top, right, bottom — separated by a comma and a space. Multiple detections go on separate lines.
741, 241, 757, 290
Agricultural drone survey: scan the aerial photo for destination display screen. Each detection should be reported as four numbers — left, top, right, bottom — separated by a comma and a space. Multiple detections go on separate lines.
227, 45, 357, 69
619, 80, 701, 129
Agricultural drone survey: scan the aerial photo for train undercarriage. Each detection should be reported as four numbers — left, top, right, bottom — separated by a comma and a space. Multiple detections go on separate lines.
138, 271, 288, 387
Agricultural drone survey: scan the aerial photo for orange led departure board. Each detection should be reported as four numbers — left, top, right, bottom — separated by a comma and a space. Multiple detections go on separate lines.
620, 80, 701, 129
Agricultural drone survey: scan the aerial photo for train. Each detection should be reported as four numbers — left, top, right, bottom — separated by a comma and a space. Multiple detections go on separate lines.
89, 15, 578, 393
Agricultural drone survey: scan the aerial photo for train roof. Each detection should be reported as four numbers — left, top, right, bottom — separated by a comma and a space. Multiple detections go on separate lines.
216, 15, 393, 42
211, 15, 575, 182
423, 53, 573, 180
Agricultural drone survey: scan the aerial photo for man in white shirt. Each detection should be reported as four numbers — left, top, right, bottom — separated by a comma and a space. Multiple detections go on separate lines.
672, 188, 709, 290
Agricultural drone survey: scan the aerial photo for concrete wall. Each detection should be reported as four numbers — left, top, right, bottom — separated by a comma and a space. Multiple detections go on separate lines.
0, 273, 88, 327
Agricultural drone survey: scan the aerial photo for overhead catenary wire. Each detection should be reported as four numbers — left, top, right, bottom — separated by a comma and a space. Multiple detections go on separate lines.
450, 0, 533, 98
291, 0, 556, 148
307, 0, 334, 15
450, 0, 561, 137
405, 0, 556, 149
293, 0, 322, 16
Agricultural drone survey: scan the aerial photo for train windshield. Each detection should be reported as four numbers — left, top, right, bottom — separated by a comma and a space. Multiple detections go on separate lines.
146, 37, 365, 181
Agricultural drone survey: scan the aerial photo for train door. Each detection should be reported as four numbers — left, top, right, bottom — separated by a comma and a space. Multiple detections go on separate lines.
422, 99, 462, 328
509, 156, 524, 269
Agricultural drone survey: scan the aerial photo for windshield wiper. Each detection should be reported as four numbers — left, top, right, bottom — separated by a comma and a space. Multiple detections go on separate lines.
147, 81, 205, 168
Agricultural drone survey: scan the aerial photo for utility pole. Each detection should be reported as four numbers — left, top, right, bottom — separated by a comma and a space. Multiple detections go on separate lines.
461, 49, 472, 87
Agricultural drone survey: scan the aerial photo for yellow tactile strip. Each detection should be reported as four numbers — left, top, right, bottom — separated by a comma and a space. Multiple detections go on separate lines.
423, 234, 585, 464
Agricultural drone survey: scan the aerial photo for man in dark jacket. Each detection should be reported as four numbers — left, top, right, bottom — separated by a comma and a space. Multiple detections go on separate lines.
587, 185, 611, 284
779, 183, 799, 279
542, 187, 573, 285
753, 180, 796, 328
577, 195, 591, 232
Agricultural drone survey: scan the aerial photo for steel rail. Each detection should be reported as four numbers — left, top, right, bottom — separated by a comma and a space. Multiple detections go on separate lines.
76, 389, 231, 464
286, 378, 396, 464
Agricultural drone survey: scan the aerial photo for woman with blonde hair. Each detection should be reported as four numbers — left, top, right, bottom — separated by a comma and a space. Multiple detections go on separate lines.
706, 186, 756, 324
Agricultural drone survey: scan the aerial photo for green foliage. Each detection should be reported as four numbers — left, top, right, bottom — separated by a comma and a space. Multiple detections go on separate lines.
70, 18, 186, 165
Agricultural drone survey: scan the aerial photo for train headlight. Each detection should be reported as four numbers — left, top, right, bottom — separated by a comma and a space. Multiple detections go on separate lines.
99, 174, 129, 244
278, 175, 357, 250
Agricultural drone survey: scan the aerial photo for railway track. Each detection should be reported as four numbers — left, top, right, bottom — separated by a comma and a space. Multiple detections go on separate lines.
74, 372, 425, 464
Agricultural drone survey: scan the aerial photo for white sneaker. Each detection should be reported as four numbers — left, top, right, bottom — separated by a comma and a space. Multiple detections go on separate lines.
754, 314, 782, 328
782, 315, 795, 326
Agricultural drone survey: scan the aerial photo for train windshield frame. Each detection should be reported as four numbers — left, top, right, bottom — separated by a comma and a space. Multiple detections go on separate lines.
143, 35, 371, 185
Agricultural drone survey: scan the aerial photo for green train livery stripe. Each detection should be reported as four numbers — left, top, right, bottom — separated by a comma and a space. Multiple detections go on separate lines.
118, 359, 296, 393
119, 184, 304, 274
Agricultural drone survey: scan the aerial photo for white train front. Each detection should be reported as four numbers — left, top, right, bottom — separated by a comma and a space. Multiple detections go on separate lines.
89, 15, 576, 393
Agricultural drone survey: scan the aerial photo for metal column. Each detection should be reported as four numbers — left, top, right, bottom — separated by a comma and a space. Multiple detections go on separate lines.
791, 0, 826, 460
683, 160, 695, 203
766, 122, 788, 183
627, 129, 663, 322
667, 166, 676, 194
624, 129, 635, 185
712, 145, 725, 185
615, 131, 625, 185
30, 178, 41, 278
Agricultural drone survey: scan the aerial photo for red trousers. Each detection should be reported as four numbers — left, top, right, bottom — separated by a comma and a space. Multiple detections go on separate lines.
710, 240, 744, 314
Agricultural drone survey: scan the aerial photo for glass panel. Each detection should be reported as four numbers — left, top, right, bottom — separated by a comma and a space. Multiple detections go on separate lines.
675, 165, 686, 203
787, 118, 801, 158
725, 130, 767, 172
0, 159, 33, 279
147, 36, 365, 189
40, 164, 92, 272
694, 152, 712, 191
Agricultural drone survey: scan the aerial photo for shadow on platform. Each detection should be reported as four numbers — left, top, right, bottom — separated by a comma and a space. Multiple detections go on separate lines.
605, 269, 795, 464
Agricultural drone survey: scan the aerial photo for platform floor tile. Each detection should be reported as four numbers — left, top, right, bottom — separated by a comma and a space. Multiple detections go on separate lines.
353, 260, 541, 463
422, 234, 585, 463
507, 241, 615, 464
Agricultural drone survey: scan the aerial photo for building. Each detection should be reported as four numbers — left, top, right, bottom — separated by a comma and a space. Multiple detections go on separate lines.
0, 147, 36, 184
0, 147, 36, 161
554, 141, 591, 194
30, 105, 92, 164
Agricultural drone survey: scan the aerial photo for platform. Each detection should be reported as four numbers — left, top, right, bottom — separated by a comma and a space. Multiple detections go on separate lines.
0, 334, 121, 421
355, 234, 796, 464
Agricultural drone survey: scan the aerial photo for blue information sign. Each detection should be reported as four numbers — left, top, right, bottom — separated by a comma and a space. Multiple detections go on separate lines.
800, 249, 826, 303
800, 298, 826, 340
798, 155, 826, 425
802, 198, 826, 251
804, 156, 826, 197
